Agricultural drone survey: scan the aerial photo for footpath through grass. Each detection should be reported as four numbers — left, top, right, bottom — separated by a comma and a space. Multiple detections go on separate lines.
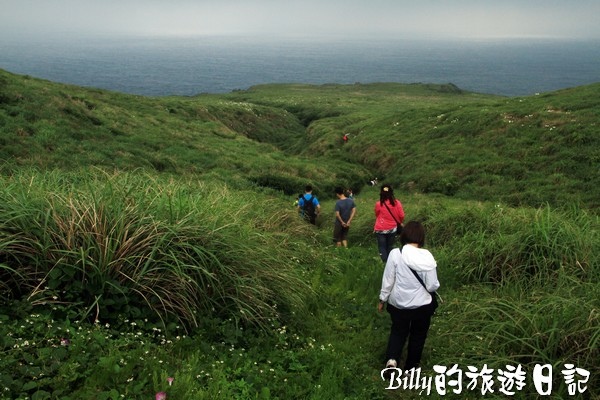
1, 171, 598, 399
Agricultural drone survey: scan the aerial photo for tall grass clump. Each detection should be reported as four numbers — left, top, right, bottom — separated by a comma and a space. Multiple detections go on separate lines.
438, 280, 599, 397
409, 198, 598, 286
0, 169, 317, 333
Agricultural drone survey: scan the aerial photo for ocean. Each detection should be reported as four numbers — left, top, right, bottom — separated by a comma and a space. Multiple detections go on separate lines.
1, 34, 599, 97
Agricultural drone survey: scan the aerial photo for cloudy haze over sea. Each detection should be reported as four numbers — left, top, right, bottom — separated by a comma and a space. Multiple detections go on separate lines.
1, 0, 599, 97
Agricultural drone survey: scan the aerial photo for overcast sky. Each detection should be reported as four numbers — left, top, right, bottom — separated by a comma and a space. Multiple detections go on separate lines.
1, 0, 600, 40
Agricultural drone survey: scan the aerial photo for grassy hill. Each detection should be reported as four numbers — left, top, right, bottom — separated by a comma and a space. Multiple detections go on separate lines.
223, 82, 600, 209
0, 69, 370, 196
2, 69, 599, 210
0, 69, 598, 399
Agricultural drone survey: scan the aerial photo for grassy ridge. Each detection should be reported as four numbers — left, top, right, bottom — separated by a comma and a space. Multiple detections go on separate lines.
3, 69, 600, 209
224, 82, 600, 209
0, 70, 370, 195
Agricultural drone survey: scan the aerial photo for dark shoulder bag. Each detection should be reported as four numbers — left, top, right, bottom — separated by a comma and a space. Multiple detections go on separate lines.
408, 268, 439, 312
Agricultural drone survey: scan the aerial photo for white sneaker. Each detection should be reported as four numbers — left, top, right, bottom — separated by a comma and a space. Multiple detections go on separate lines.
382, 359, 398, 382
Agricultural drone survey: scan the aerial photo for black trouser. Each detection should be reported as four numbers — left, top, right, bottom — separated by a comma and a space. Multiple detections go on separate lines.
376, 232, 396, 262
385, 303, 433, 370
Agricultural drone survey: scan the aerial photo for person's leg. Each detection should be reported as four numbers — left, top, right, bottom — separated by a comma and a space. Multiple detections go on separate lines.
333, 224, 342, 247
385, 305, 410, 363
341, 227, 349, 248
376, 233, 389, 262
385, 232, 396, 257
404, 314, 432, 370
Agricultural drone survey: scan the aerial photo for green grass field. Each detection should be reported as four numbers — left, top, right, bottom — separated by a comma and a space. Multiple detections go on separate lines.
1, 69, 598, 399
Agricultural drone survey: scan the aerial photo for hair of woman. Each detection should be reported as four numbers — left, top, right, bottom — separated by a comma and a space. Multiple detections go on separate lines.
399, 220, 426, 247
379, 184, 397, 206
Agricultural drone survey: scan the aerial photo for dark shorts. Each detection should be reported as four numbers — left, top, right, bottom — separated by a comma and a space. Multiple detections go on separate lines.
333, 223, 349, 242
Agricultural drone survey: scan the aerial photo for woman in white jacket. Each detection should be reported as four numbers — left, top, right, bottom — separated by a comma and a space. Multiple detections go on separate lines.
378, 220, 440, 371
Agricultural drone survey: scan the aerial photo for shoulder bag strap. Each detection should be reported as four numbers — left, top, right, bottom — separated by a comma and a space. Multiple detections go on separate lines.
408, 267, 441, 303
382, 200, 400, 224
408, 267, 426, 288
399, 247, 441, 304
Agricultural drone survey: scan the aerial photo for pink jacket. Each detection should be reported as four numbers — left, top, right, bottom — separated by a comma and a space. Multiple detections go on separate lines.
374, 199, 405, 232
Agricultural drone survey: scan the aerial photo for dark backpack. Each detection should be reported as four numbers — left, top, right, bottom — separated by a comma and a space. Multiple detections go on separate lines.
302, 195, 316, 219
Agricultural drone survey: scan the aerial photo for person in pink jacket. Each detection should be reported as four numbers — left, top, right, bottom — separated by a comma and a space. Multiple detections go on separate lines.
373, 184, 405, 262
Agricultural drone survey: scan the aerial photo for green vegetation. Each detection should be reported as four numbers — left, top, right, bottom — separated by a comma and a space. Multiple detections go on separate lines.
1, 69, 598, 399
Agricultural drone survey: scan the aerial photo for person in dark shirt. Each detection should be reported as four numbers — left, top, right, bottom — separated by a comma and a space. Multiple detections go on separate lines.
333, 186, 357, 247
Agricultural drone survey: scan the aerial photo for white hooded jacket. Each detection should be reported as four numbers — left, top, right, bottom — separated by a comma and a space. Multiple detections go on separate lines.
379, 244, 440, 309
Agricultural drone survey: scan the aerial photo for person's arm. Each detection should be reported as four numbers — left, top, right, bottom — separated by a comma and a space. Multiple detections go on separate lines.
422, 268, 440, 293
396, 200, 405, 224
347, 206, 357, 225
378, 250, 397, 311
335, 210, 344, 225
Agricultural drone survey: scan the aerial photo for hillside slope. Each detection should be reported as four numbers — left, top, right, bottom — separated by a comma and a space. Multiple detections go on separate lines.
0, 69, 370, 195
225, 82, 600, 210
1, 69, 598, 210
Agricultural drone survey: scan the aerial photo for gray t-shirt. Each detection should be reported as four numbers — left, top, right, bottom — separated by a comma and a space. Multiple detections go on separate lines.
334, 198, 356, 225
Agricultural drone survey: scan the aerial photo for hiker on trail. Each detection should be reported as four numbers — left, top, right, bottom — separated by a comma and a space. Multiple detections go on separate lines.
374, 184, 405, 263
378, 221, 440, 377
342, 133, 349, 143
297, 185, 321, 225
346, 188, 354, 199
333, 186, 356, 248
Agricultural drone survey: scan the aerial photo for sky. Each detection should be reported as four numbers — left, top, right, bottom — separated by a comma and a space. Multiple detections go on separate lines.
1, 0, 600, 40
